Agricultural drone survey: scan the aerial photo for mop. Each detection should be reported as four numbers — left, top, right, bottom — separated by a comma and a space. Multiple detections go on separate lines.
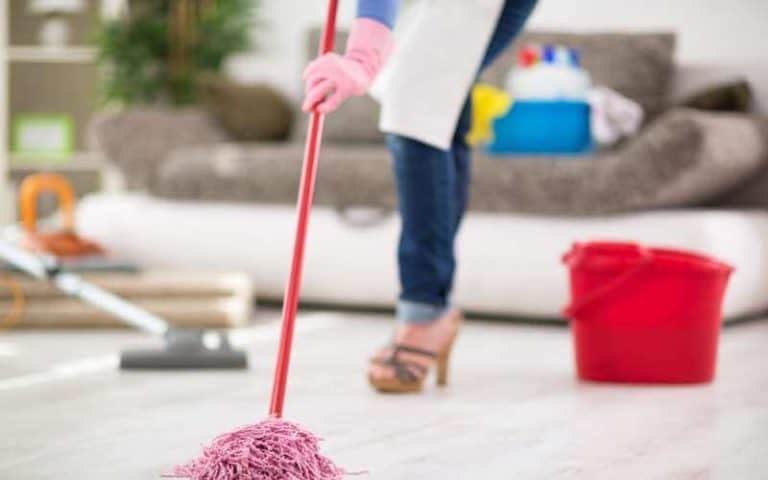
171, 0, 348, 477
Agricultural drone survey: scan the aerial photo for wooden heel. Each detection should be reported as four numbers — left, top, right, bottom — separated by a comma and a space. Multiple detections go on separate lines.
437, 311, 462, 387
436, 347, 452, 387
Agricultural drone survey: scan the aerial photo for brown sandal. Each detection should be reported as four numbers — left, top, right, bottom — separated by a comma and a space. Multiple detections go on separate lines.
368, 325, 459, 394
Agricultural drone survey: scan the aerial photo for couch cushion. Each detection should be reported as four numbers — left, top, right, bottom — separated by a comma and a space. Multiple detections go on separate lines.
470, 109, 768, 215
154, 110, 768, 217
481, 31, 677, 119
77, 193, 768, 320
88, 108, 229, 190
154, 142, 394, 209
293, 95, 386, 144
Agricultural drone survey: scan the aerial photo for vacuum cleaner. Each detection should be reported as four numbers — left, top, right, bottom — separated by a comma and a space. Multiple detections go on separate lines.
0, 173, 247, 370
0, 239, 248, 370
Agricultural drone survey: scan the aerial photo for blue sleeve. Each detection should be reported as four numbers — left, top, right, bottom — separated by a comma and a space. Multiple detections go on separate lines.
357, 0, 400, 29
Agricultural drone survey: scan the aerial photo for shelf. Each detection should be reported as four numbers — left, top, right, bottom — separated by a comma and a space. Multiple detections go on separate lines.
8, 45, 97, 63
9, 152, 106, 172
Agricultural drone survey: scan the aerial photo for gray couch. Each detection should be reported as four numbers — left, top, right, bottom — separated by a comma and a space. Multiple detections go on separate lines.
90, 30, 768, 216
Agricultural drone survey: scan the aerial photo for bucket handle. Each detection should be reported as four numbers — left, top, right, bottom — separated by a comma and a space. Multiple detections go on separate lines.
563, 243, 653, 319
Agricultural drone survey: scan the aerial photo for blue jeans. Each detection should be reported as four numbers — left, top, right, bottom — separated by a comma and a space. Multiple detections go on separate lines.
389, 0, 538, 324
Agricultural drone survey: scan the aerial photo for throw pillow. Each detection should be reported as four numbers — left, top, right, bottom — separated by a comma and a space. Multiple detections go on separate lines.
198, 74, 295, 142
679, 80, 752, 112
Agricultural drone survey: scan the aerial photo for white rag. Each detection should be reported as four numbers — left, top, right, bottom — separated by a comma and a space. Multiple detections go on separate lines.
588, 86, 645, 146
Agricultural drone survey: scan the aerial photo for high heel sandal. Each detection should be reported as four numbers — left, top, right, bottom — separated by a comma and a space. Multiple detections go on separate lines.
368, 314, 461, 393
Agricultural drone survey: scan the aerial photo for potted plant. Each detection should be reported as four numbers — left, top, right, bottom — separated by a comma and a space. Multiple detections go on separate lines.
97, 0, 256, 105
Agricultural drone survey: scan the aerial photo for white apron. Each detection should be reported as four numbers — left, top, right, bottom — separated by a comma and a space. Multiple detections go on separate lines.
370, 0, 505, 151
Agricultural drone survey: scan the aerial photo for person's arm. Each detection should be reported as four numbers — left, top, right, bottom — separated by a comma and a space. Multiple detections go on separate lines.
357, 0, 399, 29
302, 0, 400, 113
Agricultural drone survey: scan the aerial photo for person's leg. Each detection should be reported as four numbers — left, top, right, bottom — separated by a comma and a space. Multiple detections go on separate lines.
392, 0, 538, 322
369, 0, 538, 388
368, 132, 462, 387
444, 97, 472, 297
388, 134, 457, 324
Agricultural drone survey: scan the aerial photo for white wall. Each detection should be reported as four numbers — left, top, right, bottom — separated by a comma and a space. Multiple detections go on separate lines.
530, 0, 766, 63
230, 0, 768, 112
226, 0, 359, 96
527, 0, 768, 112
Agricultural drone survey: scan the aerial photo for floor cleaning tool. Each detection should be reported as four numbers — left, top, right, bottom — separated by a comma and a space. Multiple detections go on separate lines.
0, 174, 247, 370
171, 0, 347, 477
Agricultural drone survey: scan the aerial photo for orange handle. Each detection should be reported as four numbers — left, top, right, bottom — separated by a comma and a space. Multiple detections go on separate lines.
19, 173, 76, 233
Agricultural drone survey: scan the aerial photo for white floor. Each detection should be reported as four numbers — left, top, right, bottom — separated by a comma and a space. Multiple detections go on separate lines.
0, 310, 766, 480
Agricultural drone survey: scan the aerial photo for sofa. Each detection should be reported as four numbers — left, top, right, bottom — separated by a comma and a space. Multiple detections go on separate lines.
80, 30, 768, 321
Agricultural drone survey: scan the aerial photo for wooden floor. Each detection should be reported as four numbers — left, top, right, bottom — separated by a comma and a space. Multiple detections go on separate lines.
1, 310, 767, 479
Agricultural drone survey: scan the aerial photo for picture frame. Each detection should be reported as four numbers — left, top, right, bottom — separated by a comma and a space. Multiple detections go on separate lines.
11, 114, 74, 162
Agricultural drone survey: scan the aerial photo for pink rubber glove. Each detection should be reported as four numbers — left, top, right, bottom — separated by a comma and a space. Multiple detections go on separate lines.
302, 18, 394, 114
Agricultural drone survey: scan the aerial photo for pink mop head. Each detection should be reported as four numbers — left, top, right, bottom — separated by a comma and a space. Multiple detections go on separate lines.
167, 419, 346, 480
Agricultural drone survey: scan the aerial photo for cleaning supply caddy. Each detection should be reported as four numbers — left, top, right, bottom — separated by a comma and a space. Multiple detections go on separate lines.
488, 44, 592, 155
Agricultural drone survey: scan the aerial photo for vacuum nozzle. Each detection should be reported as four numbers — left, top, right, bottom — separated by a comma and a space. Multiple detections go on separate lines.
120, 329, 248, 370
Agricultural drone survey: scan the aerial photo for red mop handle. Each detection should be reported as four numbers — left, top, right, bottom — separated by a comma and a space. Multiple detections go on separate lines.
269, 0, 340, 419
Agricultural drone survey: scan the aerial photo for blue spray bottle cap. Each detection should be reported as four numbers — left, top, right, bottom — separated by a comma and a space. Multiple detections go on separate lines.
542, 44, 556, 64
554, 46, 571, 66
569, 48, 581, 67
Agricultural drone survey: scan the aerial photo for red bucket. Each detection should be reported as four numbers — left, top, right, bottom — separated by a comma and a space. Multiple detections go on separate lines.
562, 242, 733, 384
